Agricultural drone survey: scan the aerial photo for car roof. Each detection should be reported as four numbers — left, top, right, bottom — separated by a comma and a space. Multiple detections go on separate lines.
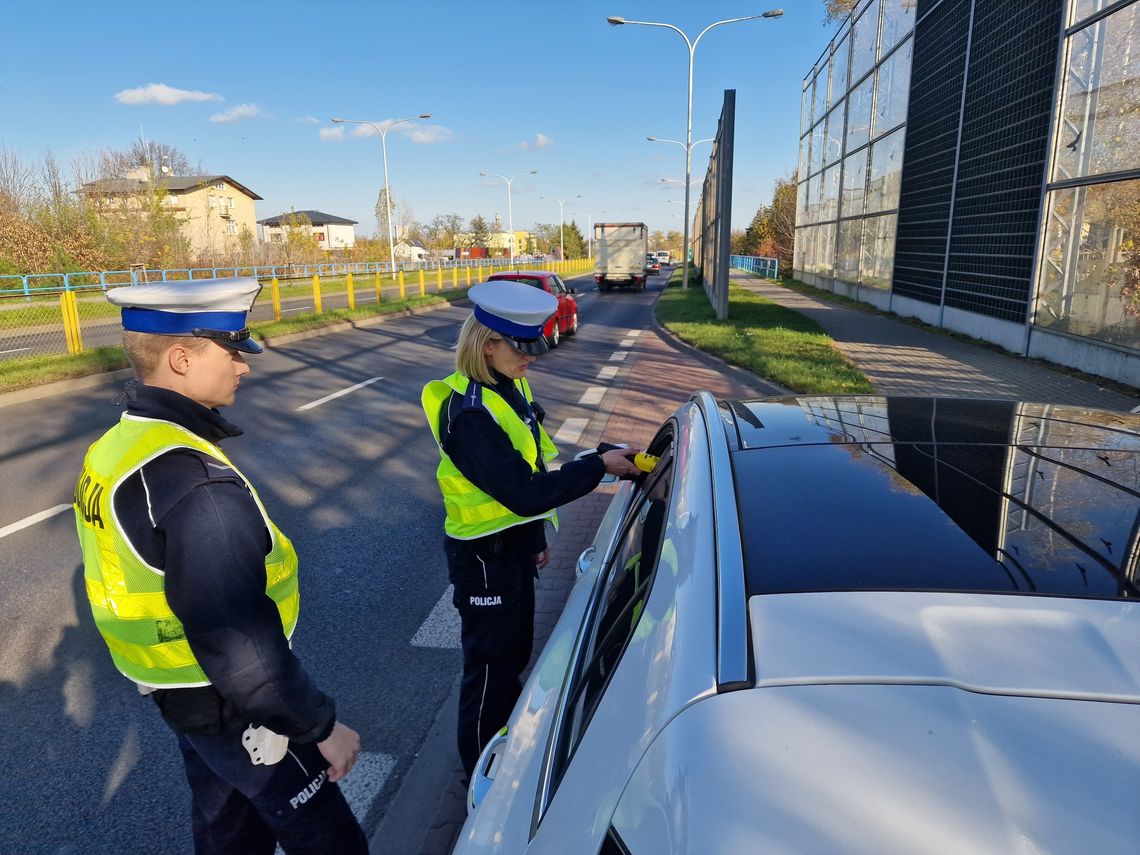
712, 396, 1140, 601
488, 270, 554, 279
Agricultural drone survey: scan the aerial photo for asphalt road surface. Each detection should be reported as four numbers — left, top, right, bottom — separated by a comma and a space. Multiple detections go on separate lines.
0, 270, 669, 854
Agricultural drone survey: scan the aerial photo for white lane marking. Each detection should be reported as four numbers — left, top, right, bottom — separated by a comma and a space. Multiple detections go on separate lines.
553, 418, 589, 445
338, 752, 397, 819
0, 347, 31, 355
296, 377, 383, 411
0, 504, 72, 539
608, 351, 628, 362
626, 330, 641, 337
579, 386, 605, 406
619, 338, 635, 348
411, 586, 461, 649
282, 306, 310, 313
597, 366, 619, 380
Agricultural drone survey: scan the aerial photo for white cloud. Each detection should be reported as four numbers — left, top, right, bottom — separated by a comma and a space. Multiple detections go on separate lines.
114, 83, 223, 106
346, 120, 453, 144
294, 115, 320, 125
209, 103, 263, 123
517, 132, 553, 151
319, 126, 345, 141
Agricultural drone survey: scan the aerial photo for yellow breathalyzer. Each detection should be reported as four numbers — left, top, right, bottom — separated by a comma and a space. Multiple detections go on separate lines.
634, 452, 659, 473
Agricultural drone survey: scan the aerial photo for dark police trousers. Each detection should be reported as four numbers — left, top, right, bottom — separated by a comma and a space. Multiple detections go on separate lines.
175, 722, 368, 855
447, 538, 537, 779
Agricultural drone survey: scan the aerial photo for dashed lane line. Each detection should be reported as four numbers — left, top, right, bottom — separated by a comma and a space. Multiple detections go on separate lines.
553, 418, 589, 445
297, 377, 383, 411
608, 351, 628, 362
411, 585, 461, 649
619, 339, 635, 348
597, 366, 619, 380
0, 504, 72, 539
579, 386, 605, 406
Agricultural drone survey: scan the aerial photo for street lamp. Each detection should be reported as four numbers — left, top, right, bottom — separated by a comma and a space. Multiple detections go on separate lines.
608, 10, 783, 287
586, 210, 605, 259
540, 194, 581, 262
331, 113, 431, 271
480, 170, 537, 266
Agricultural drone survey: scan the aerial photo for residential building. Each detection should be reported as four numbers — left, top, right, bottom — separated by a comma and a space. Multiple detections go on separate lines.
793, 0, 1139, 386
258, 210, 358, 251
78, 169, 262, 258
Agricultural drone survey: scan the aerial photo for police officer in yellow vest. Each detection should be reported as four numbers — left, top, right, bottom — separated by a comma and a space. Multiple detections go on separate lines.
74, 278, 367, 854
422, 280, 641, 778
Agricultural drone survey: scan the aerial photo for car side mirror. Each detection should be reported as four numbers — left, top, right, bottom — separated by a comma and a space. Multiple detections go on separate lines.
569, 286, 577, 294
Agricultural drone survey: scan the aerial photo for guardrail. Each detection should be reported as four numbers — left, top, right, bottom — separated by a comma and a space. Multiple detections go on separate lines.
729, 254, 780, 279
0, 257, 595, 362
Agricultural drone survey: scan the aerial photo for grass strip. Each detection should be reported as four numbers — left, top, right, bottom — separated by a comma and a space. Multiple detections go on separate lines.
656, 282, 873, 395
0, 347, 130, 393
0, 289, 471, 394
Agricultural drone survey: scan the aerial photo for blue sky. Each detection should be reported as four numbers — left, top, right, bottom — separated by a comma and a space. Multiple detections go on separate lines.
2, 1, 838, 236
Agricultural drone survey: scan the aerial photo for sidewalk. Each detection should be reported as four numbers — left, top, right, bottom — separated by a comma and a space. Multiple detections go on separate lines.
386, 279, 1136, 855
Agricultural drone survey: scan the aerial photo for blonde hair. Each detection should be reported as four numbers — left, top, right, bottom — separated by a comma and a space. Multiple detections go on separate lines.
121, 330, 208, 380
454, 314, 500, 385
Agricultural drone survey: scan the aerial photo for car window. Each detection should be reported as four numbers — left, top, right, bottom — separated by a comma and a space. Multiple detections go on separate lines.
507, 276, 543, 290
545, 437, 675, 801
551, 275, 567, 294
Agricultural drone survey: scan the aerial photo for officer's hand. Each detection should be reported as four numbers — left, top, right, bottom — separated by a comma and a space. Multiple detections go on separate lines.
600, 447, 642, 478
318, 721, 362, 782
534, 547, 550, 570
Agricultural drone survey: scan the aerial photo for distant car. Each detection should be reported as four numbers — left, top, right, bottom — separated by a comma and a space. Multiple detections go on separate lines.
486, 270, 579, 348
655, 250, 671, 265
454, 394, 1140, 854
645, 255, 662, 275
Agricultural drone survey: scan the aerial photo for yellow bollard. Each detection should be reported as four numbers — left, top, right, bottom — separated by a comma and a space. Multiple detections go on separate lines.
436, 266, 443, 292
399, 269, 406, 300
466, 266, 472, 287
60, 291, 79, 354
418, 268, 426, 297
346, 272, 356, 310
452, 266, 458, 290
312, 274, 323, 314
374, 271, 382, 302
271, 277, 282, 321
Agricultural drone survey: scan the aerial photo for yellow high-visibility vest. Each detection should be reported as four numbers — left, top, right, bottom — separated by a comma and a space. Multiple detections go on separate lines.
75, 414, 299, 688
422, 371, 559, 540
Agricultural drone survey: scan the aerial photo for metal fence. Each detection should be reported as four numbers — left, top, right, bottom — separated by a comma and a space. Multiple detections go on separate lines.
0, 257, 594, 362
730, 254, 780, 279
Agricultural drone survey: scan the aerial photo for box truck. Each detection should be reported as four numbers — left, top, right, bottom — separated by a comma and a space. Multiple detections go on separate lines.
594, 222, 648, 292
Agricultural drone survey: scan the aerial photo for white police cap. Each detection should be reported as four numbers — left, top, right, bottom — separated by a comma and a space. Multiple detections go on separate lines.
106, 277, 263, 354
468, 280, 558, 355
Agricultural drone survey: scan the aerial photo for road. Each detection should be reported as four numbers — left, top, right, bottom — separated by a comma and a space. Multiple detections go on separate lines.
0, 270, 669, 854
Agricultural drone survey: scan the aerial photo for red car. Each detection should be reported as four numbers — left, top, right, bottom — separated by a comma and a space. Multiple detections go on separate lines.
486, 270, 580, 348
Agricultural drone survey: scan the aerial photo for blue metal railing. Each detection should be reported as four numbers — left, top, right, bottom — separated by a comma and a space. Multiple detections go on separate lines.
729, 255, 779, 279
0, 256, 531, 298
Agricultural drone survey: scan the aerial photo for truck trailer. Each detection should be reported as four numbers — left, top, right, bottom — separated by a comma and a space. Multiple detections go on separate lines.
594, 222, 648, 292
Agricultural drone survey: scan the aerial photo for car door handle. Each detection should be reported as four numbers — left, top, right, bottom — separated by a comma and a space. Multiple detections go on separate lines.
576, 546, 597, 578
468, 726, 509, 815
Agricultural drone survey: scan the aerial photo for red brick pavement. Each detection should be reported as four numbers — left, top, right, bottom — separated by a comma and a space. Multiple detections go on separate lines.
398, 322, 763, 855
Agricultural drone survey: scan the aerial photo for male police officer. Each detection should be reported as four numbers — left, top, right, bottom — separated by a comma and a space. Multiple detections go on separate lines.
74, 278, 368, 854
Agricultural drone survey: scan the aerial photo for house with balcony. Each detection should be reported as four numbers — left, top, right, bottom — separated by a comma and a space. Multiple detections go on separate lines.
258, 210, 358, 251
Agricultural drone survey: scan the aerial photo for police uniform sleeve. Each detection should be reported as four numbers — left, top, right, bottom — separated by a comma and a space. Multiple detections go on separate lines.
157, 470, 336, 743
443, 404, 606, 518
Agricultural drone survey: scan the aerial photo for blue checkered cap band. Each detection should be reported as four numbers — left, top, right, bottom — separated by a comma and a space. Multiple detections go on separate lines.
468, 280, 557, 339
107, 277, 262, 336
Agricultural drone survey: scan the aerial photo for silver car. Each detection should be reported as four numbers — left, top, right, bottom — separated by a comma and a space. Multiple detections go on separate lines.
455, 394, 1140, 854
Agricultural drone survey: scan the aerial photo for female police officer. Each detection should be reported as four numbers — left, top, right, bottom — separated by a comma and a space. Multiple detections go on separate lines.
421, 280, 640, 778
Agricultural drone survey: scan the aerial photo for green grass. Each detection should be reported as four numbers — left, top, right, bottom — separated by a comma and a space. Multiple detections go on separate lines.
0, 288, 472, 393
0, 347, 130, 393
656, 283, 874, 394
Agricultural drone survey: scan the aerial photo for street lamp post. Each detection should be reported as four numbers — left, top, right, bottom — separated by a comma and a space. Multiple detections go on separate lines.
608, 10, 782, 288
331, 114, 431, 272
586, 211, 605, 259
480, 170, 537, 267
540, 194, 581, 262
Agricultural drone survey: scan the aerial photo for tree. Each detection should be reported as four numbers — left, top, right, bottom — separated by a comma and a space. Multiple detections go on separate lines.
823, 0, 858, 24
375, 188, 397, 243
562, 220, 587, 259
423, 213, 465, 251
737, 172, 798, 276
529, 223, 560, 255
469, 215, 491, 253
97, 137, 193, 179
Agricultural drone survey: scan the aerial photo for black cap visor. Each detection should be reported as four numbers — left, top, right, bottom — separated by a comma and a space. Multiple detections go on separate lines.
503, 333, 550, 356
191, 327, 264, 354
